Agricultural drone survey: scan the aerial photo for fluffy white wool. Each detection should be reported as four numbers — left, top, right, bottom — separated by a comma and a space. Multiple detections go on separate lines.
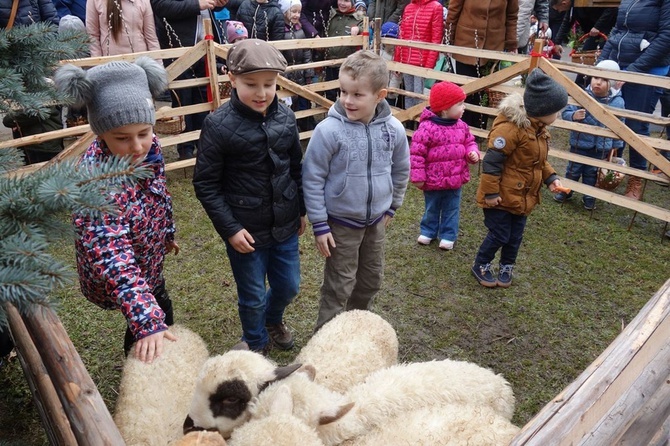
340, 405, 520, 446
294, 310, 398, 393
114, 325, 210, 446
228, 385, 323, 446
317, 359, 515, 445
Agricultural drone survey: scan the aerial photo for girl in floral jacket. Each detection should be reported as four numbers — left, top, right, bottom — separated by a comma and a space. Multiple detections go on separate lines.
56, 57, 178, 364
410, 82, 480, 251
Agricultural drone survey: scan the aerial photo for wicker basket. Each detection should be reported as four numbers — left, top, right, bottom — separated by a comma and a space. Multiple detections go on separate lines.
219, 81, 233, 100
596, 150, 626, 191
154, 91, 185, 135
485, 89, 507, 108
570, 32, 607, 66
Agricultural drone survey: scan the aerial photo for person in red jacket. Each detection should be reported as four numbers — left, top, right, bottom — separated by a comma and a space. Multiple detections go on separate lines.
394, 0, 444, 109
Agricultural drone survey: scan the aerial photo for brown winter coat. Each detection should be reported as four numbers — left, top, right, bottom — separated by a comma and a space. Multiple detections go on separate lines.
446, 0, 518, 65
477, 94, 558, 216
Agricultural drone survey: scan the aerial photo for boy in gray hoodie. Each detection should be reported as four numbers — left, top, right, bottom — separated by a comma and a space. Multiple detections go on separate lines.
303, 50, 410, 331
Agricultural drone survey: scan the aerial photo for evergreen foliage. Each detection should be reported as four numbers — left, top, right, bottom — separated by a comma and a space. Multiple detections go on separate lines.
0, 23, 148, 329
0, 22, 89, 120
0, 150, 152, 329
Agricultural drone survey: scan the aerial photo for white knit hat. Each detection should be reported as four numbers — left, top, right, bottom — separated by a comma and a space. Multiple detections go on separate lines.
595, 60, 620, 71
279, 0, 301, 14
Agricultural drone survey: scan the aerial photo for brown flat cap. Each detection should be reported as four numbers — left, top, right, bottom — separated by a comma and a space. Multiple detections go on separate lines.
227, 39, 288, 75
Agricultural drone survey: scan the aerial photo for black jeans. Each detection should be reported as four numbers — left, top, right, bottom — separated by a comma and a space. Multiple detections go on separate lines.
123, 279, 174, 356
475, 208, 528, 266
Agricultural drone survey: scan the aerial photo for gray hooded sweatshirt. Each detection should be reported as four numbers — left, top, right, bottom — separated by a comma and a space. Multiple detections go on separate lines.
302, 99, 410, 233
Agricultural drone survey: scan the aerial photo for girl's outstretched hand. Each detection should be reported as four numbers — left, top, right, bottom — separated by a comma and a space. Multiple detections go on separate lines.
134, 330, 177, 364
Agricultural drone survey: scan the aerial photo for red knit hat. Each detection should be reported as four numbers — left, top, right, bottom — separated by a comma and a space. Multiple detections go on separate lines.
430, 82, 466, 113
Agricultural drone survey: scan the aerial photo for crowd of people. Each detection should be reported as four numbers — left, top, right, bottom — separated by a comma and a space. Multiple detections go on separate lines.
1, 0, 668, 365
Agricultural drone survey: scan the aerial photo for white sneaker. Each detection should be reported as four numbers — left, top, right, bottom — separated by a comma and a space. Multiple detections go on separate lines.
417, 235, 432, 245
439, 239, 455, 250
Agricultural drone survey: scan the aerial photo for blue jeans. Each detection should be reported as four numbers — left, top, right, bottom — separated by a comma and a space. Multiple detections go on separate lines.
620, 81, 664, 169
225, 234, 300, 350
474, 208, 527, 266
420, 189, 462, 242
566, 147, 609, 200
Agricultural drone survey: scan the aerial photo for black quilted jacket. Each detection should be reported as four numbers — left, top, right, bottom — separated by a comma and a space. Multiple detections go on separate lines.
193, 91, 305, 248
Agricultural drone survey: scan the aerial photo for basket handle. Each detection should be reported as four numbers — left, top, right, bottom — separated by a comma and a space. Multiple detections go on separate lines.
570, 31, 608, 56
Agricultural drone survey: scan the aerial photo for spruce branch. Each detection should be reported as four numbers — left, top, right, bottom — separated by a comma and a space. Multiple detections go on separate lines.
0, 157, 152, 328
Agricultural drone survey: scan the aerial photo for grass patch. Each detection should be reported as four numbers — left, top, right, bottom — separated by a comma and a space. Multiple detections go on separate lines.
1, 129, 669, 444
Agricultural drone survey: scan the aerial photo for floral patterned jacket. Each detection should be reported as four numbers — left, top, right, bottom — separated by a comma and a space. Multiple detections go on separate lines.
74, 136, 175, 341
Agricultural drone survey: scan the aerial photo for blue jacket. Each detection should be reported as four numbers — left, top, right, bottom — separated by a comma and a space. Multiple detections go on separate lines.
599, 0, 670, 73
0, 0, 60, 27
563, 86, 625, 152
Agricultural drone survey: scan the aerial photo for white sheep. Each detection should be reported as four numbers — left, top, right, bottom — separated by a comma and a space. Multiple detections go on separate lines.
234, 382, 518, 446
227, 385, 324, 446
184, 345, 302, 439
114, 324, 210, 446
340, 405, 520, 446
247, 358, 515, 445
294, 310, 399, 393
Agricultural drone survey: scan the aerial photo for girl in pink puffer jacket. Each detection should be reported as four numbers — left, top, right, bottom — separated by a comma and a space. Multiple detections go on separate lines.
410, 81, 480, 251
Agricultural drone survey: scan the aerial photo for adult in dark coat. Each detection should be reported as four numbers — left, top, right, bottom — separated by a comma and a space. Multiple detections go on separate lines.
0, 0, 60, 27
552, 0, 616, 59
598, 0, 670, 199
236, 0, 284, 40
299, 0, 335, 38
151, 0, 225, 159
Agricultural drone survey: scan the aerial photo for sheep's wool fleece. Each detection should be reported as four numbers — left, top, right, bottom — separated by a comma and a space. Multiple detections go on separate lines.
317, 359, 516, 445
114, 325, 210, 446
295, 310, 398, 393
339, 405, 520, 446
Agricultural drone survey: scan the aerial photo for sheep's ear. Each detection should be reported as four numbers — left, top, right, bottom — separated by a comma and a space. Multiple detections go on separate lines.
317, 402, 355, 425
268, 385, 294, 416
273, 363, 302, 381
298, 364, 316, 381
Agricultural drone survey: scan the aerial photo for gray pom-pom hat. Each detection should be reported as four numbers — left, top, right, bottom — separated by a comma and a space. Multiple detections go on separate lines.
55, 56, 168, 135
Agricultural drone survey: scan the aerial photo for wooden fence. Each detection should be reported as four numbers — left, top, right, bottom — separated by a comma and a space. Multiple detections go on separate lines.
1, 19, 669, 444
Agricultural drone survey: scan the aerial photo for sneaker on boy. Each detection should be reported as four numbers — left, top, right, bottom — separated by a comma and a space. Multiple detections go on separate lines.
471, 263, 497, 288
497, 264, 514, 288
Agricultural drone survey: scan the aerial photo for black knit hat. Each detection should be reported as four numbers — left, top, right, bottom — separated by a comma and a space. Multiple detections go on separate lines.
523, 68, 568, 118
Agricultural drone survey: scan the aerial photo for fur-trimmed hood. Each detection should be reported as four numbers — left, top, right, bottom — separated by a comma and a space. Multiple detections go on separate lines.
496, 93, 531, 129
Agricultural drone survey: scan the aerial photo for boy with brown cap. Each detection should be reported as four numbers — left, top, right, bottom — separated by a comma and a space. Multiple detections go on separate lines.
193, 39, 306, 355
472, 68, 567, 288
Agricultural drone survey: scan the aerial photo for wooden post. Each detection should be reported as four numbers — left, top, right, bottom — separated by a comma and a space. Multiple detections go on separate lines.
6, 304, 77, 445
373, 18, 381, 54
529, 38, 544, 71
19, 304, 126, 445
203, 18, 220, 108
361, 16, 370, 51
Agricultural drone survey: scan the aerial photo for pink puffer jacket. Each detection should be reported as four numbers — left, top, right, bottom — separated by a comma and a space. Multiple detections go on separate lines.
394, 0, 444, 68
410, 108, 480, 191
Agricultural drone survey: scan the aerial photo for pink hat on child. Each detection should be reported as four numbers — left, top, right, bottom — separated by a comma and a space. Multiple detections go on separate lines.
226, 21, 248, 44
430, 82, 466, 113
